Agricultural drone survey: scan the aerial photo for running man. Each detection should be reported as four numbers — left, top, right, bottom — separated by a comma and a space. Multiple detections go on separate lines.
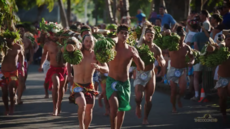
67, 35, 109, 129
1, 34, 24, 115
106, 24, 145, 129
167, 26, 194, 113
134, 25, 166, 124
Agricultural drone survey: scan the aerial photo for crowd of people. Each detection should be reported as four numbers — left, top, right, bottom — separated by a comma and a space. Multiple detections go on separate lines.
1, 2, 230, 129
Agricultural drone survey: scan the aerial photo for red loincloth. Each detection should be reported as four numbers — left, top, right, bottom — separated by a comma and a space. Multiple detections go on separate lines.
1, 70, 19, 87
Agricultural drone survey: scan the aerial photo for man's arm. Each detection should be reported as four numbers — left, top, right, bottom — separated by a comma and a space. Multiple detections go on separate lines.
92, 62, 109, 73
28, 40, 34, 64
34, 42, 39, 53
67, 63, 73, 77
131, 47, 145, 71
169, 15, 176, 31
186, 45, 195, 66
19, 45, 25, 76
39, 44, 48, 70
154, 45, 166, 76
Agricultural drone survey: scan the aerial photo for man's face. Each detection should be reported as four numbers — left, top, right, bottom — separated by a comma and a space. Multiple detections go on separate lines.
225, 36, 230, 47
210, 17, 216, 26
83, 36, 94, 51
199, 13, 206, 21
117, 30, 128, 42
145, 33, 154, 43
155, 19, 161, 26
159, 8, 164, 15
82, 31, 91, 37
18, 27, 25, 37
137, 10, 141, 14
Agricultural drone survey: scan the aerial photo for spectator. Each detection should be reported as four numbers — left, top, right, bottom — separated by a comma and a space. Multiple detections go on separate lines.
136, 9, 146, 26
148, 8, 157, 24
199, 10, 211, 32
155, 18, 163, 31
210, 14, 224, 41
157, 5, 176, 31
217, 4, 230, 29
163, 24, 170, 31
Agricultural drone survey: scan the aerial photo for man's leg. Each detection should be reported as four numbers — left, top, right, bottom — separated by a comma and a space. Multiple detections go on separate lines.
51, 74, 60, 116
99, 82, 110, 115
84, 96, 95, 129
1, 85, 9, 115
170, 80, 177, 113
9, 81, 17, 114
108, 92, 119, 129
178, 73, 187, 108
117, 111, 125, 129
17, 74, 24, 104
217, 87, 227, 123
44, 82, 49, 98
135, 84, 144, 118
143, 71, 155, 124
192, 71, 201, 100
75, 92, 87, 129
57, 76, 67, 114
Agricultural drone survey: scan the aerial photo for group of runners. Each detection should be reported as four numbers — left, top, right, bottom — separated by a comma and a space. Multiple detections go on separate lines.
1, 15, 230, 129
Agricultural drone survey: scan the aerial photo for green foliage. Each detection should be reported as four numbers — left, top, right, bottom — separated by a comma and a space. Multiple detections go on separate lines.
94, 37, 116, 63
199, 46, 230, 68
2, 29, 21, 42
16, 0, 37, 10
63, 44, 83, 65
131, 44, 155, 67
36, 0, 55, 12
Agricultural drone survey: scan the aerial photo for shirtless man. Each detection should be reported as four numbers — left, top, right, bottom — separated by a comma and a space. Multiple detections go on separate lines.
67, 35, 109, 129
209, 34, 230, 123
38, 31, 68, 116
106, 24, 145, 129
134, 25, 166, 124
167, 26, 194, 113
1, 35, 24, 115
37, 31, 50, 98
16, 24, 34, 104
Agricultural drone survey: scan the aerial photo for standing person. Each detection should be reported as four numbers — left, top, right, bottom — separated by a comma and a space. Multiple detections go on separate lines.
38, 30, 68, 116
184, 20, 199, 99
15, 24, 34, 105
157, 5, 176, 31
167, 27, 194, 113
199, 10, 211, 32
106, 24, 145, 129
217, 4, 230, 29
134, 25, 166, 124
136, 9, 146, 26
148, 8, 157, 24
67, 35, 109, 129
1, 34, 24, 115
155, 18, 163, 31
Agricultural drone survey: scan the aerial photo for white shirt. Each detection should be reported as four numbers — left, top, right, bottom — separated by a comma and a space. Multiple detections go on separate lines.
200, 20, 211, 32
185, 31, 197, 43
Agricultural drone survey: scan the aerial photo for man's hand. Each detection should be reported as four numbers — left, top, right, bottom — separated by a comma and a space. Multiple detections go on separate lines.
38, 66, 43, 72
91, 63, 101, 70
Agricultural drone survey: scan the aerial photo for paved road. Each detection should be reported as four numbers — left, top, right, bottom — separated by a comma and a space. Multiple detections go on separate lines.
0, 64, 229, 129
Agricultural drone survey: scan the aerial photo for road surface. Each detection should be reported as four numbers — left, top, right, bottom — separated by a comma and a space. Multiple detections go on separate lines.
0, 64, 229, 129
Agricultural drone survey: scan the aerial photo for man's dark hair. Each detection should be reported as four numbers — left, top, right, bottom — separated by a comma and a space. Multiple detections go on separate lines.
117, 24, 129, 33
212, 14, 223, 23
201, 10, 209, 17
155, 18, 161, 22
176, 26, 186, 36
159, 5, 165, 9
145, 25, 155, 34
80, 25, 91, 34
164, 24, 170, 29
82, 34, 93, 42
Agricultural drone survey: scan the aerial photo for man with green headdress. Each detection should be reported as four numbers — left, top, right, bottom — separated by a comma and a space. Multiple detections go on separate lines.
106, 24, 145, 129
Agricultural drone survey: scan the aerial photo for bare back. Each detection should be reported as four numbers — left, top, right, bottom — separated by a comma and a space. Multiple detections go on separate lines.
169, 44, 191, 68
73, 51, 97, 84
22, 36, 32, 55
218, 58, 230, 77
1, 44, 22, 72
108, 44, 133, 82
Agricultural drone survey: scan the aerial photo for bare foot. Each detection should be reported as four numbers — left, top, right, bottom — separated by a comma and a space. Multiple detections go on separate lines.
9, 107, 14, 115
135, 106, 142, 118
16, 100, 23, 105
178, 100, 182, 108
172, 108, 177, 113
53, 108, 58, 116
142, 119, 149, 125
4, 110, 9, 116
44, 94, 49, 98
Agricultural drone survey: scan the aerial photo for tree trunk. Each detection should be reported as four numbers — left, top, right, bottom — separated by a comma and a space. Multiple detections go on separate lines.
58, 0, 69, 28
160, 0, 168, 13
113, 0, 117, 23
105, 0, 115, 23
122, 0, 130, 24
201, 0, 208, 10
184, 0, 192, 19
67, 0, 71, 25
94, 0, 98, 25
36, 5, 45, 22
